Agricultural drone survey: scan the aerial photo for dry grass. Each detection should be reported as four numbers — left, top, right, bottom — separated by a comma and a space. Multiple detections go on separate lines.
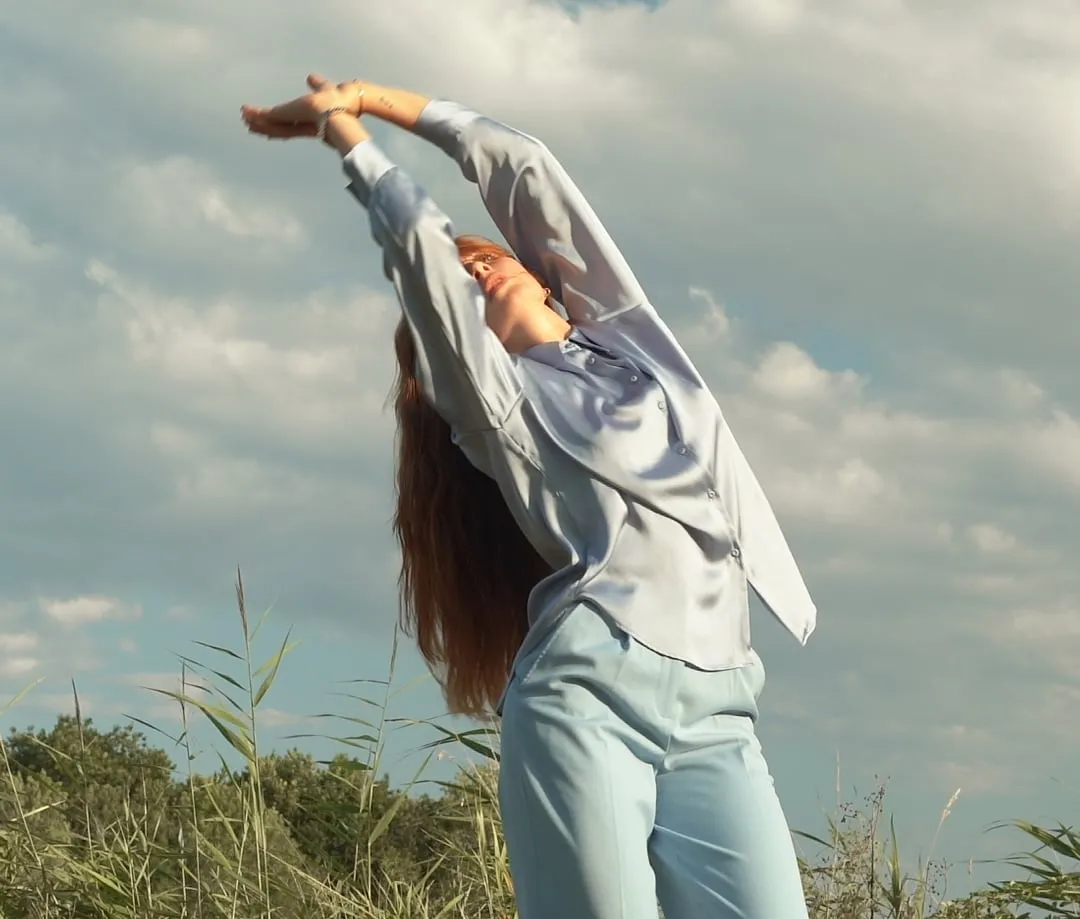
0, 571, 1075, 918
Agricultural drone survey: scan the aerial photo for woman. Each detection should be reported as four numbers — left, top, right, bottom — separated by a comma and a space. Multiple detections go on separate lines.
243, 74, 816, 919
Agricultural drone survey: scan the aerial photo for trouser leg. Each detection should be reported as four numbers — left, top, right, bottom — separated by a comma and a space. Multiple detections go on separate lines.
499, 606, 663, 919
651, 656, 809, 919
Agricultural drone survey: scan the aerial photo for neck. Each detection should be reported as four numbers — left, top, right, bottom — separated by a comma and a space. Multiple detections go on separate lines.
505, 310, 572, 355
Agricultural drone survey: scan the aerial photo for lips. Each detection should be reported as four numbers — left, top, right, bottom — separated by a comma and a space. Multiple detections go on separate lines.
485, 275, 508, 297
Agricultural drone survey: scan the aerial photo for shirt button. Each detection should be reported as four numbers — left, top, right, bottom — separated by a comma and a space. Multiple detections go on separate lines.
657, 400, 666, 412
675, 444, 688, 455
629, 374, 639, 383
586, 355, 596, 365
731, 545, 742, 559
706, 488, 717, 499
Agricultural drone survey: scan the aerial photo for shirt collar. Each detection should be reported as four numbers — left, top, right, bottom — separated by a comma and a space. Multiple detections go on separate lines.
519, 325, 623, 370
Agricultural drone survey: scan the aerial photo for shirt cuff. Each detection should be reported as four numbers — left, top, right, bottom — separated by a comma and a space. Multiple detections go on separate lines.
341, 140, 397, 208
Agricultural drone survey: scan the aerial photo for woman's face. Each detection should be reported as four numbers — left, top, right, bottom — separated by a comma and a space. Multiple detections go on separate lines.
462, 251, 550, 345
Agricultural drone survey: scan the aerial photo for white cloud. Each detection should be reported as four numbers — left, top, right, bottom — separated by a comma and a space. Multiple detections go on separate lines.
0, 604, 110, 699
936, 760, 1011, 797
159, 445, 329, 515
729, 0, 805, 35
130, 697, 305, 731
258, 707, 307, 728
118, 638, 138, 654
967, 523, 1019, 555
0, 212, 56, 261
112, 155, 306, 247
836, 409, 945, 448
768, 455, 902, 525
0, 657, 40, 679
124, 302, 354, 387
997, 369, 1046, 412
1025, 410, 1080, 491
111, 16, 214, 63
988, 604, 1080, 687
88, 261, 396, 449
687, 287, 732, 341
356, 0, 643, 120
752, 342, 863, 403
120, 671, 213, 695
1032, 682, 1080, 744
0, 632, 38, 653
41, 596, 142, 626
31, 692, 94, 716
1010, 606, 1080, 642
957, 573, 1027, 599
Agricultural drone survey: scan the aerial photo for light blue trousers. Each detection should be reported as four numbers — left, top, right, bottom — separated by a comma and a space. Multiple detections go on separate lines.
498, 603, 809, 919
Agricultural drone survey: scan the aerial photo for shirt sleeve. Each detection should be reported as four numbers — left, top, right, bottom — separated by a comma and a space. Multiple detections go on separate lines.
413, 100, 648, 325
342, 139, 523, 435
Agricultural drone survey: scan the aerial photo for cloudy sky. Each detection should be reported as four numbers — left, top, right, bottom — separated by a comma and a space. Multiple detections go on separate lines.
2, 0, 1079, 892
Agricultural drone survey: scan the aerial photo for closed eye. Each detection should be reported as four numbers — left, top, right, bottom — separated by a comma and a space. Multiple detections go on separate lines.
463, 252, 501, 270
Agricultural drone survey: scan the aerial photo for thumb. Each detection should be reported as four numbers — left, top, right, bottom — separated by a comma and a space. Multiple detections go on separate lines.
307, 73, 331, 90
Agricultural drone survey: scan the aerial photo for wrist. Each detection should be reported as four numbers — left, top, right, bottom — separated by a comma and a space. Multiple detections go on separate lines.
340, 80, 369, 117
316, 105, 350, 144
325, 111, 371, 156
341, 83, 428, 130
347, 81, 369, 118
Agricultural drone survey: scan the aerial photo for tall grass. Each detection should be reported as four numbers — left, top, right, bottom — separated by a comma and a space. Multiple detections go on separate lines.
0, 572, 1076, 918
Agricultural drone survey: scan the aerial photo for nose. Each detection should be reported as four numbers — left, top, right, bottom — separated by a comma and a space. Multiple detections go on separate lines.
469, 261, 491, 282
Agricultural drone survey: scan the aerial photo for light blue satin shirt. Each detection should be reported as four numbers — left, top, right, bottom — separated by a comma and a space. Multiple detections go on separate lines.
343, 100, 816, 700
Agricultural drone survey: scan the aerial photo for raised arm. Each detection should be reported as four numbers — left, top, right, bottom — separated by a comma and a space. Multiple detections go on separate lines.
355, 83, 648, 325
322, 108, 524, 435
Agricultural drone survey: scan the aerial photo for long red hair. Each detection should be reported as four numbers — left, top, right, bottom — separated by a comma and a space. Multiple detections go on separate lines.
391, 235, 553, 718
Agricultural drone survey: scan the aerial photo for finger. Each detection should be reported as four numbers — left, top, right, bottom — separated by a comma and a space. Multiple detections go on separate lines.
247, 118, 316, 139
242, 111, 305, 135
307, 72, 331, 90
256, 93, 318, 123
243, 109, 298, 131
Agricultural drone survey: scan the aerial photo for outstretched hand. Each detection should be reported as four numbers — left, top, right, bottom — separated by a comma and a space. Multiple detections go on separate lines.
242, 73, 362, 143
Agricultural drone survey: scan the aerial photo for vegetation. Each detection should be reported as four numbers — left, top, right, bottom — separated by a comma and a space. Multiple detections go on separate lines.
0, 573, 1076, 917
